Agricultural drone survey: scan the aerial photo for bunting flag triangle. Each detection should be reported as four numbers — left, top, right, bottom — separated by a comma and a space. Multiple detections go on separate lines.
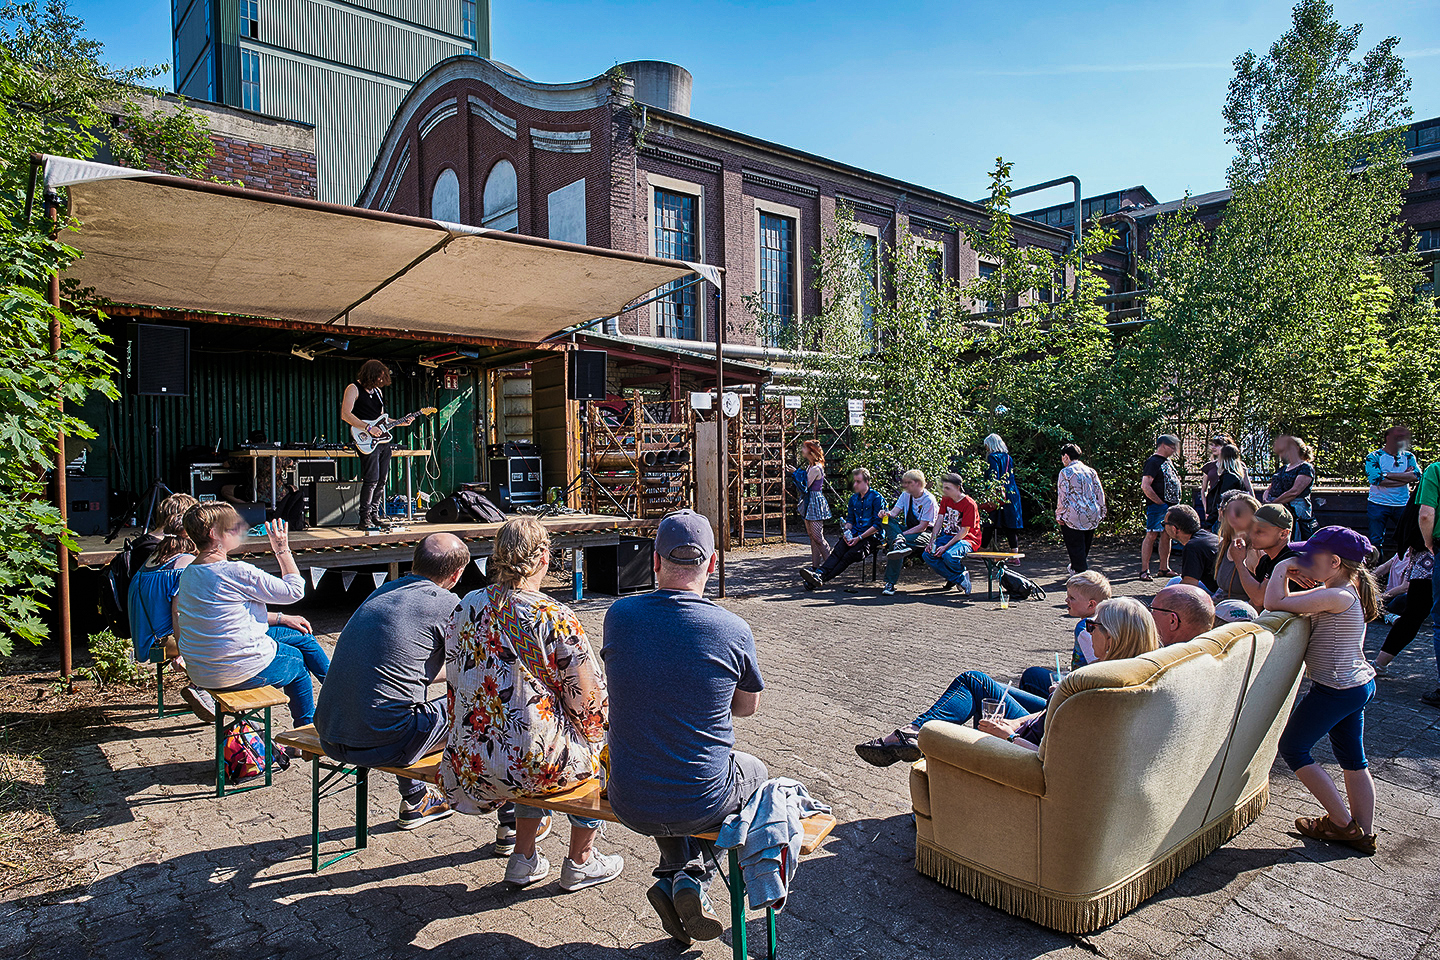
341, 570, 356, 591
373, 572, 386, 587
309, 567, 325, 588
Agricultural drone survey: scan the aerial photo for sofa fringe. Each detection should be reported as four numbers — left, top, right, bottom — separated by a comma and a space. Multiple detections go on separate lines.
914, 785, 1269, 934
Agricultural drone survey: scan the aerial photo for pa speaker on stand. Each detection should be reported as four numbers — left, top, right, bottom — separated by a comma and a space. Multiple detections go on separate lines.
568, 350, 607, 402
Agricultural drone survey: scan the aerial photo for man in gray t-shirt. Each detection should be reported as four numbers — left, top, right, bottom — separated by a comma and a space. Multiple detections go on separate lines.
314, 534, 467, 830
602, 511, 767, 946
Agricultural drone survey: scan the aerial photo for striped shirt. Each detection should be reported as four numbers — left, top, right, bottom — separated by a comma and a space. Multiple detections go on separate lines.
1304, 588, 1375, 689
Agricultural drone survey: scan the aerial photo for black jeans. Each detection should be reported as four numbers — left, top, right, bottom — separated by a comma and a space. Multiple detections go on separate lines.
357, 442, 392, 516
1061, 525, 1095, 572
1382, 576, 1433, 657
612, 751, 768, 885
818, 535, 877, 581
320, 697, 445, 802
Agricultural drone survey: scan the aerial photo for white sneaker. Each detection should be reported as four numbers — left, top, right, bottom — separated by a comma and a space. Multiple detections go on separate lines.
559, 850, 624, 891
504, 850, 551, 887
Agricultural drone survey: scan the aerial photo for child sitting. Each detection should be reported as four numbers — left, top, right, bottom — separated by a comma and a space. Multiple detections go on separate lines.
1020, 571, 1112, 697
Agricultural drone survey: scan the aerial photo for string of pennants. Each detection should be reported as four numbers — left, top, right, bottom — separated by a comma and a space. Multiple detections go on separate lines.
307, 556, 486, 591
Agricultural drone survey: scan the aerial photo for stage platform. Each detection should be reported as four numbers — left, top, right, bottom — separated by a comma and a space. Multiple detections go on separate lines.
73, 513, 650, 597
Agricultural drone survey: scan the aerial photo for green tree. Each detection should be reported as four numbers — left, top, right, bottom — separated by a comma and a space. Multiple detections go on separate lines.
1, 1, 215, 654
1136, 0, 1433, 478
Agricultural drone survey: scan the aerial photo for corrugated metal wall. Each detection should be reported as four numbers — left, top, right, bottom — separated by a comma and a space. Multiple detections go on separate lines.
253, 0, 477, 205
82, 346, 478, 504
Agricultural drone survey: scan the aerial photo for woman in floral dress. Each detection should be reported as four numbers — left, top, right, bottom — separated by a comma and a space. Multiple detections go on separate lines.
442, 517, 624, 891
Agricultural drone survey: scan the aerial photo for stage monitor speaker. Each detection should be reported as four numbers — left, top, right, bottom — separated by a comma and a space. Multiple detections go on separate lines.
309, 480, 362, 527
128, 323, 191, 397
568, 350, 607, 401
586, 537, 655, 596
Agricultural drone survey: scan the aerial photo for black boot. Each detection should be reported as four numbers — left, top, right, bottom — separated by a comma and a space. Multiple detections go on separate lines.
360, 503, 381, 533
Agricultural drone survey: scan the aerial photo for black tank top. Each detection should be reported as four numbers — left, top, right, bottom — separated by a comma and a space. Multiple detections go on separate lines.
351, 382, 384, 421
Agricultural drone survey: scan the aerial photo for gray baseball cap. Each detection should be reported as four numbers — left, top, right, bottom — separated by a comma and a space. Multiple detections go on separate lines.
655, 509, 715, 564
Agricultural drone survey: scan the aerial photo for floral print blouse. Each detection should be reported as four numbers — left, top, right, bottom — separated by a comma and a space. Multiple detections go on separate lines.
440, 585, 608, 815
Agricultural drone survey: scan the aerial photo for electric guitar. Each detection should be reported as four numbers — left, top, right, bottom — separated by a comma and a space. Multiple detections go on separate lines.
351, 407, 438, 454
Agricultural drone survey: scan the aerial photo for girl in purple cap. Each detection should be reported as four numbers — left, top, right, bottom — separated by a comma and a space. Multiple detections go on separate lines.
1265, 525, 1379, 855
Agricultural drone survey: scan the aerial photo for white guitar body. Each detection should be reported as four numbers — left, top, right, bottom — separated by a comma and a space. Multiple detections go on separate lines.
350, 407, 437, 454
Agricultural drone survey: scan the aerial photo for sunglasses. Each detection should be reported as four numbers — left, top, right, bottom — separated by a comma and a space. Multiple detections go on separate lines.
1082, 618, 1101, 633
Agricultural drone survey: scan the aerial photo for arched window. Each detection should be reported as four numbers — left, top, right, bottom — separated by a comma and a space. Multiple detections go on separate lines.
430, 168, 460, 223
482, 159, 518, 232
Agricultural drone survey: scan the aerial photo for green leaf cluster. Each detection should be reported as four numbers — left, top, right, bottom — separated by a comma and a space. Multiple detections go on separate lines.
0, 1, 216, 654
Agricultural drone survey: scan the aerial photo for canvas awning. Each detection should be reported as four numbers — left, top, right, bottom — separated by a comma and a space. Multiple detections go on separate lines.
41, 155, 708, 343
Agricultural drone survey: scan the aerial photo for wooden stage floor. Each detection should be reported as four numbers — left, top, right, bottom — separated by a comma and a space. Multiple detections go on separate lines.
73, 512, 648, 573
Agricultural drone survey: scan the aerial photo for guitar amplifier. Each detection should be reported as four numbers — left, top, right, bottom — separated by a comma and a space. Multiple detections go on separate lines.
309, 480, 362, 527
487, 455, 543, 510
189, 463, 246, 502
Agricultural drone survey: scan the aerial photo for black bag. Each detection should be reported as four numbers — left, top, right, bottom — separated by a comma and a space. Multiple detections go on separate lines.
274, 485, 308, 531
427, 490, 507, 524
100, 534, 158, 635
999, 567, 1046, 602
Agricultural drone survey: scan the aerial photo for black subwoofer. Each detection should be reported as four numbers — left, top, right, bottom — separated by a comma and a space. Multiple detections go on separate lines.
586, 536, 654, 595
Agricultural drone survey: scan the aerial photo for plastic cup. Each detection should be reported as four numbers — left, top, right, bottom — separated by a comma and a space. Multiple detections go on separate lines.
981, 698, 1005, 723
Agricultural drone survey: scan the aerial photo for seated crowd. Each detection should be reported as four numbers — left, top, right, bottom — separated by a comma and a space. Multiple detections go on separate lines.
144, 496, 775, 945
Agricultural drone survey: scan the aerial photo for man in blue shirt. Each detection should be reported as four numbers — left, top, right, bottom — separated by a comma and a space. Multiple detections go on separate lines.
603, 511, 766, 945
800, 467, 887, 590
1364, 425, 1422, 561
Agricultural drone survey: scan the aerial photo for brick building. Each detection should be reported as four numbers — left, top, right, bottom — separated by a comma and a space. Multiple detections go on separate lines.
356, 57, 1080, 348
107, 93, 318, 198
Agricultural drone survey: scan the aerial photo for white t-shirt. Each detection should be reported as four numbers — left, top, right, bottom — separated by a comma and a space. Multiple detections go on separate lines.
173, 560, 306, 689
891, 490, 938, 527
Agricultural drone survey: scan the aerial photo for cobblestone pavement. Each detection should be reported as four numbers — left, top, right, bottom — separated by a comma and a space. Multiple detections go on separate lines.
5, 538, 1438, 959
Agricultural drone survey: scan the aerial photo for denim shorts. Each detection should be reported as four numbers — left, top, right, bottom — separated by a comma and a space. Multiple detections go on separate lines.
1144, 502, 1170, 532
513, 802, 600, 830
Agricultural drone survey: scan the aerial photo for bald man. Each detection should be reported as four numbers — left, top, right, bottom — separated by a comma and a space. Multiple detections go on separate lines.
315, 533, 469, 829
1150, 583, 1216, 647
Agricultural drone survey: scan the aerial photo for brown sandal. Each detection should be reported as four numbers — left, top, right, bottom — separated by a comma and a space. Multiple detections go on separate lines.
1295, 815, 1377, 856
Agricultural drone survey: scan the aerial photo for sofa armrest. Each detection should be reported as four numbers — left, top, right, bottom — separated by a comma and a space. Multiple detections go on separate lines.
917, 721, 1045, 797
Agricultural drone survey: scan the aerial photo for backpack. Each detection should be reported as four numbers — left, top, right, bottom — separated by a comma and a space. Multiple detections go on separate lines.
100, 535, 155, 636
223, 720, 288, 782
274, 485, 308, 531
999, 567, 1047, 602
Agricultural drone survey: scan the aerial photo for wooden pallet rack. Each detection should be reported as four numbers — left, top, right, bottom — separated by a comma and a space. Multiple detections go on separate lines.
584, 392, 694, 519
729, 399, 793, 546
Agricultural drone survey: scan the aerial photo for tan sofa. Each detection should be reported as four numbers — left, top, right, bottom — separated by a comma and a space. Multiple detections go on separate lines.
910, 612, 1309, 933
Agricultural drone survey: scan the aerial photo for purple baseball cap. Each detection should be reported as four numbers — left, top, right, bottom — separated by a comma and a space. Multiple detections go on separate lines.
655, 509, 715, 564
1288, 526, 1374, 563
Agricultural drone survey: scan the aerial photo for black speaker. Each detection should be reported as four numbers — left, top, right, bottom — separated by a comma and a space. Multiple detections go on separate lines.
128, 323, 191, 396
586, 536, 654, 595
59, 476, 108, 536
568, 350, 607, 401
309, 480, 361, 527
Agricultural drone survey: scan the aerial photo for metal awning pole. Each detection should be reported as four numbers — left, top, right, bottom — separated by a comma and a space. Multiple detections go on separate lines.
46, 190, 72, 678
715, 272, 727, 599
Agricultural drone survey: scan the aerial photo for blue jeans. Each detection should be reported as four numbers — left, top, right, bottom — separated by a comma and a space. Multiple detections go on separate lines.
1020, 665, 1059, 699
1367, 501, 1405, 559
1278, 680, 1375, 771
914, 670, 1048, 728
220, 625, 329, 727
923, 539, 973, 591
320, 698, 447, 803
883, 524, 931, 589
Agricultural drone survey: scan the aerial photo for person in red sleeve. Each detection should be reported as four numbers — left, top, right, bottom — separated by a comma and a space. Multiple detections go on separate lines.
923, 473, 981, 596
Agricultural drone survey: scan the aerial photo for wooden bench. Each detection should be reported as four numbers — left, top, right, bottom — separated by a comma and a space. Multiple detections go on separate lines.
210, 686, 287, 797
970, 551, 1025, 600
865, 545, 1024, 599
276, 724, 836, 959
146, 643, 189, 720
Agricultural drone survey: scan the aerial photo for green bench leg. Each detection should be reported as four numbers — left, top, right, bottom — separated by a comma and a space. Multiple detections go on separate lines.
151, 650, 188, 719
308, 756, 369, 873
214, 704, 276, 798
729, 848, 746, 960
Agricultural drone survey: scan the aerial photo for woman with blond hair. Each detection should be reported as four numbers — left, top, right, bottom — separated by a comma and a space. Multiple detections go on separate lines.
855, 595, 1159, 764
1213, 491, 1261, 603
442, 517, 623, 892
797, 439, 832, 568
172, 504, 327, 727
1265, 435, 1318, 540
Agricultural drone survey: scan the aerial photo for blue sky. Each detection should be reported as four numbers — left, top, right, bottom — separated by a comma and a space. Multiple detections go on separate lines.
71, 0, 1440, 206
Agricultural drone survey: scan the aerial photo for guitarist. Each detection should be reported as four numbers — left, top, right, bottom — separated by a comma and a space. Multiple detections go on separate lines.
341, 360, 414, 533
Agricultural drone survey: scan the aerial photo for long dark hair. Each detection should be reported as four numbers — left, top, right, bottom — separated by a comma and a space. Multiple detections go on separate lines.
357, 359, 392, 390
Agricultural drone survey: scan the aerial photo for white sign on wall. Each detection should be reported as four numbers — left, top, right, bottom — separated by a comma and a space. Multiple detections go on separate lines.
846, 398, 864, 413
783, 395, 802, 409
690, 392, 713, 410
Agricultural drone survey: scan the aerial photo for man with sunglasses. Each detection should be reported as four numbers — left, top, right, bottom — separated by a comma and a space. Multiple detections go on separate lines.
1149, 584, 1216, 646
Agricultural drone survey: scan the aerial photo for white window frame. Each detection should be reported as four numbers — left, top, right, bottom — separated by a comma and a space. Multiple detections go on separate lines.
754, 197, 803, 343
647, 172, 706, 339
